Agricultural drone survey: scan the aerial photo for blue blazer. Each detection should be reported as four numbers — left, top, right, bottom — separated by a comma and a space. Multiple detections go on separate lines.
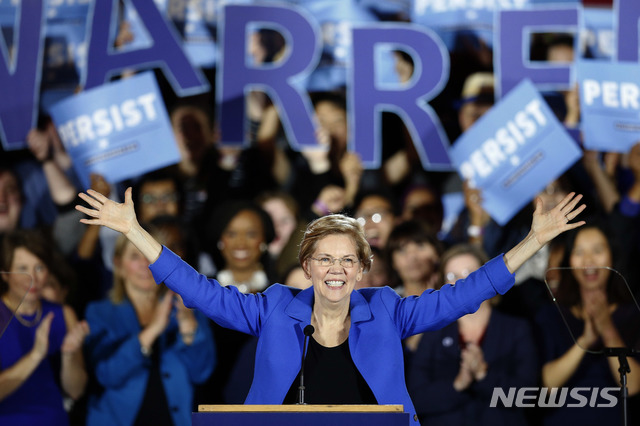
84, 298, 215, 426
150, 247, 515, 425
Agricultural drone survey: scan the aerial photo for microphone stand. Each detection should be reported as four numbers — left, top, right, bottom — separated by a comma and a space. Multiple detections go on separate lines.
297, 325, 315, 405
604, 347, 637, 426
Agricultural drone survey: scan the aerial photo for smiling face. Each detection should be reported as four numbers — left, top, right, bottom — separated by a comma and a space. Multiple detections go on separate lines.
118, 241, 156, 294
220, 209, 265, 272
569, 227, 612, 291
4, 247, 48, 306
391, 240, 439, 285
304, 234, 363, 306
355, 195, 395, 249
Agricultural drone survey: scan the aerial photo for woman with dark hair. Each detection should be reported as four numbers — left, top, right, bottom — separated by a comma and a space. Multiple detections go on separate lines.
200, 200, 277, 404
204, 199, 276, 293
407, 244, 538, 425
0, 229, 88, 425
400, 183, 445, 235
385, 220, 443, 295
255, 190, 305, 282
535, 222, 640, 425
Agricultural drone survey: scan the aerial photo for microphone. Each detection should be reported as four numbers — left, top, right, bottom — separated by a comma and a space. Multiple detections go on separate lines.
297, 324, 315, 404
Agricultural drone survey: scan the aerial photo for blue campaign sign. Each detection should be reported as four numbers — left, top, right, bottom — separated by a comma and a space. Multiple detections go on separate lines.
582, 7, 614, 60
441, 191, 465, 236
48, 72, 180, 189
350, 23, 452, 170
297, 0, 380, 91
0, 0, 45, 150
578, 60, 640, 152
124, 0, 229, 69
217, 3, 321, 149
411, 0, 532, 51
84, 0, 209, 97
495, 5, 580, 99
616, 0, 640, 62
358, 0, 411, 18
41, 0, 92, 111
531, 0, 579, 3
449, 79, 582, 225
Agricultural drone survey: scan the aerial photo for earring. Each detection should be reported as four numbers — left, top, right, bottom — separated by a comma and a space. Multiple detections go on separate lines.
217, 241, 225, 250
260, 242, 268, 252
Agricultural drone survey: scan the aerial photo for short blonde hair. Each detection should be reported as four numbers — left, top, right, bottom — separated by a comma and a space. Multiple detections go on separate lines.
298, 214, 372, 273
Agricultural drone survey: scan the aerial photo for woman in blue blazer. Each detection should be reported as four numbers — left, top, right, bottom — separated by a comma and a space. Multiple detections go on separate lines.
77, 188, 585, 425
84, 233, 215, 425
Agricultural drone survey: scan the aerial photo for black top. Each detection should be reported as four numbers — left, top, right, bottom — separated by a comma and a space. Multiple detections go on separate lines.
283, 337, 378, 405
134, 341, 174, 426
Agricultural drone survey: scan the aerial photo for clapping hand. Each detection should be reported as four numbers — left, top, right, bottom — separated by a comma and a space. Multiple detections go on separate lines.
62, 320, 90, 355
148, 291, 174, 337
461, 343, 487, 381
31, 312, 54, 362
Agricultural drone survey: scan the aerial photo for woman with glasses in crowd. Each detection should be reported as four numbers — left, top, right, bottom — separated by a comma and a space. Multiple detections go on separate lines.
76, 187, 585, 425
407, 244, 538, 425
0, 229, 88, 425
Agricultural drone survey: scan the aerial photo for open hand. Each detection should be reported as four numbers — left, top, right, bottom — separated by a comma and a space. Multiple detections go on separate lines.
76, 187, 138, 236
531, 192, 586, 246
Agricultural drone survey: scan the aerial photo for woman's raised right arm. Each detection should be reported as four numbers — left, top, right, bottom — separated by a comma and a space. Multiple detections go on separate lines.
75, 187, 162, 263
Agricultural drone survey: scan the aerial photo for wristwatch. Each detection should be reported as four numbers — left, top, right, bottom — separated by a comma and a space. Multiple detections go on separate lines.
467, 225, 483, 238
140, 343, 152, 357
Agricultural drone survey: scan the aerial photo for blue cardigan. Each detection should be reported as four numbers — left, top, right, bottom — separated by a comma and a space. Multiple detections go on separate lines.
150, 247, 515, 425
84, 297, 215, 426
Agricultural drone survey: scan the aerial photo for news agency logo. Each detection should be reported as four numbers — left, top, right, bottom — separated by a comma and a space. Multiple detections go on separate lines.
490, 387, 619, 408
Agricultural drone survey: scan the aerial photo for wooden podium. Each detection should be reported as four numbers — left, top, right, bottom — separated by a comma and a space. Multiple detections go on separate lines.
193, 404, 410, 425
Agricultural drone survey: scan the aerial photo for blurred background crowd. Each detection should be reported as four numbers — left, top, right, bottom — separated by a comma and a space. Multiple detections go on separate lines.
2, 0, 640, 425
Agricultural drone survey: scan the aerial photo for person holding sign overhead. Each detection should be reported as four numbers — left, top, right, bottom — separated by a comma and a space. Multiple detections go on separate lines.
75, 187, 585, 425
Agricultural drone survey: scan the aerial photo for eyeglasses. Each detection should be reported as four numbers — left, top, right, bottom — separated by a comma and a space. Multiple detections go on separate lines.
141, 193, 179, 204
356, 211, 390, 226
445, 269, 471, 284
310, 256, 359, 268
